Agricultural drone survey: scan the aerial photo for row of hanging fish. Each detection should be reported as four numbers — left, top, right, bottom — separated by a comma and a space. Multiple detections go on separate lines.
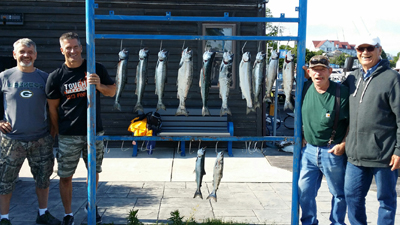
194, 147, 224, 202
263, 50, 295, 111
113, 47, 295, 117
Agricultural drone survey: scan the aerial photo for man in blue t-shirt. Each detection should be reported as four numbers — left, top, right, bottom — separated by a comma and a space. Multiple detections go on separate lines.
46, 32, 116, 225
0, 38, 60, 225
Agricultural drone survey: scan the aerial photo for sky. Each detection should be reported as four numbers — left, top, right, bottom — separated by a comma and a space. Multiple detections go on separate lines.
266, 0, 400, 56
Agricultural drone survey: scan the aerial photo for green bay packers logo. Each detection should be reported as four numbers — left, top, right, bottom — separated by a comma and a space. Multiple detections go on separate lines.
20, 90, 33, 98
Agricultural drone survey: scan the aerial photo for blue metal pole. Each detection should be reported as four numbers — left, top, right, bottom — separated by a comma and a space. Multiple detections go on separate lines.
95, 14, 299, 23
95, 34, 298, 41
96, 135, 294, 142
85, 0, 96, 224
292, 0, 307, 224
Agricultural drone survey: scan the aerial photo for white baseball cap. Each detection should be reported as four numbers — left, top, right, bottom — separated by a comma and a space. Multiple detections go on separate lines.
355, 36, 381, 48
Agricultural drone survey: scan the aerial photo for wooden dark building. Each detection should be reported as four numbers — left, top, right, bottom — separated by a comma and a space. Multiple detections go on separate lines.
0, 0, 269, 148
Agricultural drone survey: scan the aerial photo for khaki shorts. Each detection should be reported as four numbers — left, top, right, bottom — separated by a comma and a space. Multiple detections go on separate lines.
0, 135, 55, 195
56, 131, 105, 178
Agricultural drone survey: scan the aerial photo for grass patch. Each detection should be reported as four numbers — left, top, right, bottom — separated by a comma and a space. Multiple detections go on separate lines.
101, 209, 253, 225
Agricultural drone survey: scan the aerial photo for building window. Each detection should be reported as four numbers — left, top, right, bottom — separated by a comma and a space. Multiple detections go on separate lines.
202, 24, 236, 88
327, 48, 332, 52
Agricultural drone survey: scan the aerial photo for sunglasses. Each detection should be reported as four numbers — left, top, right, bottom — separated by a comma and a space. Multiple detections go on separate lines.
356, 45, 377, 52
310, 58, 329, 66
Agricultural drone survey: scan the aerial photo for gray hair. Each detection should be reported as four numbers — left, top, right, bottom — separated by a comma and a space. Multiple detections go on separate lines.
59, 32, 81, 47
13, 38, 37, 52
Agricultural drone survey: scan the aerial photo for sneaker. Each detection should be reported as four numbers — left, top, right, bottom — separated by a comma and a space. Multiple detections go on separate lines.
0, 218, 11, 225
84, 204, 102, 224
61, 215, 74, 225
36, 210, 61, 225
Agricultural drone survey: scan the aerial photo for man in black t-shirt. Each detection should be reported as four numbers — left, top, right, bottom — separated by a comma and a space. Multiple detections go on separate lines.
46, 32, 116, 225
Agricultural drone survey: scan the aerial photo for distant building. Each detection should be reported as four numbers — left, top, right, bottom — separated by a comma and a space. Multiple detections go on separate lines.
310, 40, 357, 57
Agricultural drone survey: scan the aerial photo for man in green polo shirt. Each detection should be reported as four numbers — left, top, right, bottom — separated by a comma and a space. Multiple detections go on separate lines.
298, 55, 349, 225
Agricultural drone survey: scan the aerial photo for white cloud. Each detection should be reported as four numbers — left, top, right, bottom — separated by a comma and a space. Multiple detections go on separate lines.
266, 0, 400, 55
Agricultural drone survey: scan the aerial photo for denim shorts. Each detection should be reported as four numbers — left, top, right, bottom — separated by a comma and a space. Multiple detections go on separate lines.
56, 131, 105, 178
0, 135, 55, 195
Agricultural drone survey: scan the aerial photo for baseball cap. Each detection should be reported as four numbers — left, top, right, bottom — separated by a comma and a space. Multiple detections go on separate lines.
309, 55, 330, 68
355, 36, 381, 48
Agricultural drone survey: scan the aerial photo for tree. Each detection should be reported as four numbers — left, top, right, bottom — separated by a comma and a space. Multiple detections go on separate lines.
330, 53, 349, 67
390, 52, 399, 68
381, 49, 387, 60
265, 7, 284, 53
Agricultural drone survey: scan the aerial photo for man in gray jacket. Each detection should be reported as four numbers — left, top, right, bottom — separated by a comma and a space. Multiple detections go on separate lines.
344, 36, 400, 225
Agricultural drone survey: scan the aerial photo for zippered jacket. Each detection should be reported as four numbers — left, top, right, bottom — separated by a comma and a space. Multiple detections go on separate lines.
344, 59, 400, 167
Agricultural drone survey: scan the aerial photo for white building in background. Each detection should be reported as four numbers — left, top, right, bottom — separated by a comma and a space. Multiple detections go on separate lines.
310, 40, 357, 57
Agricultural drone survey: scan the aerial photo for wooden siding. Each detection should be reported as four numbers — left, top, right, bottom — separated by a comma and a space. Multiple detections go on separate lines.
0, 0, 267, 147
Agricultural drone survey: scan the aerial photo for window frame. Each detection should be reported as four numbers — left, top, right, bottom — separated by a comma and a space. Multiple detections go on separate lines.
202, 23, 236, 89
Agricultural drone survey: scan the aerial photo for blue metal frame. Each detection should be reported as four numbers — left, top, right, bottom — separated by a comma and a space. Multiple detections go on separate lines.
85, 1, 307, 224
85, 0, 96, 224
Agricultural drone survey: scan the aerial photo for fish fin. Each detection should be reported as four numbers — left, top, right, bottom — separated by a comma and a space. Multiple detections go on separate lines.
133, 102, 144, 113
254, 101, 261, 109
202, 106, 210, 116
220, 107, 231, 116
194, 190, 203, 199
206, 192, 217, 202
175, 107, 189, 116
156, 103, 166, 111
284, 100, 294, 111
113, 102, 121, 111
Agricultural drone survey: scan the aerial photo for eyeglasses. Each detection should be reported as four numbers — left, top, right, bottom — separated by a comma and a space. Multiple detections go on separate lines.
356, 45, 377, 52
310, 58, 329, 66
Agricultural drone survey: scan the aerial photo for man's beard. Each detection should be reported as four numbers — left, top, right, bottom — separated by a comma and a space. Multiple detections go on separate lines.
19, 61, 32, 67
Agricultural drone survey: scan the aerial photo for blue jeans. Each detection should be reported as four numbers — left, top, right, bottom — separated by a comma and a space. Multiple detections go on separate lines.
345, 162, 398, 225
298, 143, 347, 225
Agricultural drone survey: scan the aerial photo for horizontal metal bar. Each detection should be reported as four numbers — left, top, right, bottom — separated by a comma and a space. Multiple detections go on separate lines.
95, 34, 298, 41
95, 15, 299, 23
96, 135, 294, 142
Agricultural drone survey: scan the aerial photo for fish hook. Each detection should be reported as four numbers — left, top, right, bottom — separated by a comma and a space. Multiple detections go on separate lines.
140, 40, 143, 49
247, 141, 252, 154
160, 40, 163, 52
252, 141, 259, 153
105, 140, 110, 154
120, 140, 124, 151
198, 140, 202, 150
120, 40, 123, 51
215, 141, 219, 154
257, 41, 261, 53
242, 41, 248, 54
140, 141, 146, 152
189, 140, 193, 154
260, 141, 264, 154
177, 141, 181, 154
182, 41, 186, 50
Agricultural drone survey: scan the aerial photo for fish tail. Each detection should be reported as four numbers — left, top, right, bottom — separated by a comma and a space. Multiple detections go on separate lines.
206, 191, 217, 202
220, 107, 231, 116
246, 107, 255, 114
254, 100, 261, 109
202, 106, 210, 116
263, 94, 272, 103
113, 102, 121, 111
193, 190, 203, 199
175, 107, 189, 116
284, 100, 294, 111
156, 102, 166, 111
133, 102, 144, 113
